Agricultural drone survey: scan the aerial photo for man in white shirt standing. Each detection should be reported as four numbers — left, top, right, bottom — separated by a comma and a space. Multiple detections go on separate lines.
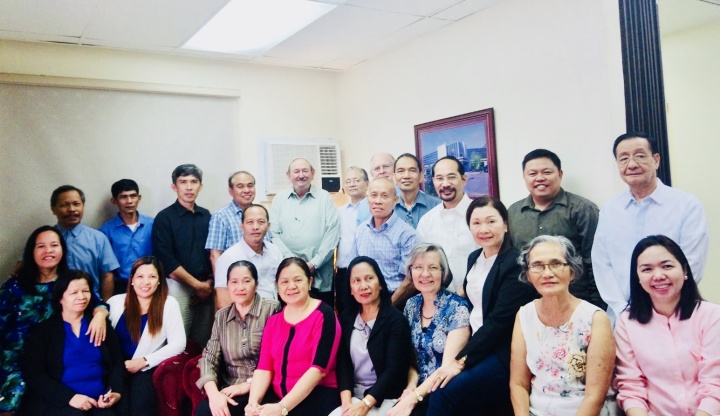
417, 156, 478, 292
214, 204, 282, 309
335, 166, 369, 314
592, 132, 709, 323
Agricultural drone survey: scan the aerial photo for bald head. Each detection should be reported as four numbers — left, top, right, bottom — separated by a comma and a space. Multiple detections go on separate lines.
370, 153, 395, 180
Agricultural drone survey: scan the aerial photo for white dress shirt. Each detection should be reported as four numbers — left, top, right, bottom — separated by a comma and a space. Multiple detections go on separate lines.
214, 238, 283, 300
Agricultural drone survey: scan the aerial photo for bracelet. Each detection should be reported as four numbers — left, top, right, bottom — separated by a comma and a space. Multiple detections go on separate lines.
362, 397, 373, 408
413, 389, 424, 402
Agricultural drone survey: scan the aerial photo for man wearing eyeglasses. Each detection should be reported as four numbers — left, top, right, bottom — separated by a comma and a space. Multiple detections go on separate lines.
592, 132, 709, 323
416, 156, 477, 293
335, 166, 370, 313
507, 149, 604, 309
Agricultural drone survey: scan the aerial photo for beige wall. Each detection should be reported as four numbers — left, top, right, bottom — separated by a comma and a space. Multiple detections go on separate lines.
662, 21, 720, 302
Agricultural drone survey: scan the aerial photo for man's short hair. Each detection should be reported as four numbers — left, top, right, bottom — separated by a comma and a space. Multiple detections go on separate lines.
394, 153, 421, 171
172, 164, 203, 183
286, 158, 314, 174
241, 203, 270, 222
228, 171, 256, 188
431, 156, 465, 177
346, 166, 369, 182
110, 179, 139, 199
613, 132, 658, 157
51, 185, 85, 207
522, 149, 561, 171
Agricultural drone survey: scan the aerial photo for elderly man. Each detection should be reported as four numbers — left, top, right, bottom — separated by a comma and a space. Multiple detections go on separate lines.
335, 166, 369, 314
416, 156, 477, 293
206, 171, 257, 270
592, 132, 709, 323
214, 204, 282, 308
52, 185, 119, 300
153, 164, 213, 344
369, 152, 395, 180
352, 178, 417, 304
394, 153, 440, 228
270, 158, 339, 306
508, 149, 604, 308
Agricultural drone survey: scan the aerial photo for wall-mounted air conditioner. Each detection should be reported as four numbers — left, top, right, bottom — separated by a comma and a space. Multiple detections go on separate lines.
260, 138, 342, 196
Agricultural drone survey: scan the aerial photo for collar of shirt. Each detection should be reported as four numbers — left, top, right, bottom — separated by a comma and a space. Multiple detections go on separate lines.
110, 212, 149, 229
225, 294, 262, 323
289, 185, 318, 200
171, 199, 201, 217
239, 237, 268, 258
519, 187, 568, 212
623, 179, 669, 208
56, 223, 82, 238
344, 197, 366, 209
368, 210, 399, 231
397, 190, 433, 210
230, 199, 244, 214
432, 288, 451, 309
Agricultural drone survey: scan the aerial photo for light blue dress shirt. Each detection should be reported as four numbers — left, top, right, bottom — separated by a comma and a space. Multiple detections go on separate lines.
56, 223, 119, 298
99, 213, 153, 281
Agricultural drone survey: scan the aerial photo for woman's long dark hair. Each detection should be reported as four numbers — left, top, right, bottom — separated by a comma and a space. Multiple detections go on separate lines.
17, 225, 69, 295
124, 256, 168, 342
628, 235, 702, 324
342, 256, 391, 317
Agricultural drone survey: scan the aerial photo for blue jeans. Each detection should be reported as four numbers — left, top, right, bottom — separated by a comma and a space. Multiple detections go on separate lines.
426, 353, 511, 416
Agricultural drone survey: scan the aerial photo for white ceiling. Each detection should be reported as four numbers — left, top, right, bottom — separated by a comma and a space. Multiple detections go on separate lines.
0, 0, 717, 71
0, 0, 503, 71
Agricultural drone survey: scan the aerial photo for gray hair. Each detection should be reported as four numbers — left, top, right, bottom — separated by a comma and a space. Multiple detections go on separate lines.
405, 243, 453, 289
518, 235, 583, 284
172, 164, 203, 183
345, 166, 369, 182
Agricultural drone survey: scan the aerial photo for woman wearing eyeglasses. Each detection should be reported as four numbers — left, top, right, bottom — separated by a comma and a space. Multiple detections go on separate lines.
509, 235, 615, 416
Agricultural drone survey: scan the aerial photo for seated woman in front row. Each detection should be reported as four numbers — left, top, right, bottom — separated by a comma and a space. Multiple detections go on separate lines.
107, 256, 186, 416
330, 256, 413, 416
22, 270, 126, 416
614, 235, 720, 416
195, 260, 279, 416
245, 257, 341, 416
510, 235, 615, 416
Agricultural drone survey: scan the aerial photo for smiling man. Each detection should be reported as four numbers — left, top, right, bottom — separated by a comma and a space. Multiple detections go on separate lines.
508, 149, 604, 308
51, 185, 119, 301
214, 204, 282, 309
206, 171, 257, 271
593, 133, 709, 323
393, 153, 440, 228
99, 179, 154, 295
152, 163, 213, 345
351, 178, 416, 302
270, 158, 339, 307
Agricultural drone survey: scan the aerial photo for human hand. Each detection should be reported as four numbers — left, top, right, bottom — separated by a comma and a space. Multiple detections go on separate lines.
209, 390, 236, 416
430, 362, 463, 392
194, 280, 214, 301
69, 394, 98, 411
257, 403, 283, 416
244, 402, 261, 416
306, 262, 316, 274
341, 400, 371, 416
87, 312, 107, 346
220, 382, 250, 398
125, 358, 147, 374
386, 395, 416, 416
97, 392, 120, 408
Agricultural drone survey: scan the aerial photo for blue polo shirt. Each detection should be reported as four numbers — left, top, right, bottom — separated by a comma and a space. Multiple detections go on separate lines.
99, 213, 154, 281
56, 224, 119, 299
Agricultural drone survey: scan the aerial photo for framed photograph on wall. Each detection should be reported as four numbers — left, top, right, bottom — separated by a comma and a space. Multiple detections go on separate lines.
414, 108, 498, 199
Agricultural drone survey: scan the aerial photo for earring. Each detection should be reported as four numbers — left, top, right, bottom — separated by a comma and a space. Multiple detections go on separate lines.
684, 275, 688, 280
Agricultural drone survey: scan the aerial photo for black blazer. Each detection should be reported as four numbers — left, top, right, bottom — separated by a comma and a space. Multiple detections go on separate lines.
21, 313, 127, 416
336, 300, 412, 406
458, 246, 538, 369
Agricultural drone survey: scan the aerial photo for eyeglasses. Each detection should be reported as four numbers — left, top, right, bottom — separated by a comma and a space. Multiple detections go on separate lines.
528, 262, 568, 274
411, 265, 442, 274
616, 153, 650, 167
433, 174, 459, 183
344, 178, 363, 185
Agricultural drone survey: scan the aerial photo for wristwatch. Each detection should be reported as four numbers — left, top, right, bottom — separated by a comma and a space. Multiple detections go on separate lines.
362, 397, 373, 408
279, 402, 289, 416
413, 389, 423, 402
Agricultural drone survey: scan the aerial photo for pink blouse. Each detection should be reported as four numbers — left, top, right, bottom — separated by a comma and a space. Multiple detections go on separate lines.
614, 302, 720, 415
257, 301, 341, 398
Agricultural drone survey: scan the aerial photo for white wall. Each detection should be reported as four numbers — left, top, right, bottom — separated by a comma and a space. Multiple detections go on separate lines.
0, 40, 338, 275
337, 0, 627, 207
662, 21, 720, 302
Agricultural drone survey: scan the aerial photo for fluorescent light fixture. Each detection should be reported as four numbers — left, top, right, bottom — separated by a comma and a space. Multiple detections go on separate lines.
183, 0, 336, 55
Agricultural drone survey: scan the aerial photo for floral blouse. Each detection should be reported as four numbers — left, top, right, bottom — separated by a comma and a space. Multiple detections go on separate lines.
518, 300, 600, 416
0, 277, 55, 411
404, 289, 470, 383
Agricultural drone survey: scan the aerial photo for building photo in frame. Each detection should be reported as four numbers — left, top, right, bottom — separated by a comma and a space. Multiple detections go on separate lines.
414, 108, 498, 199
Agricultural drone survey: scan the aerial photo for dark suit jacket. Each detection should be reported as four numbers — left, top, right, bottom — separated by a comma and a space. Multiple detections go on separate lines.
21, 313, 127, 416
336, 300, 412, 406
458, 246, 538, 369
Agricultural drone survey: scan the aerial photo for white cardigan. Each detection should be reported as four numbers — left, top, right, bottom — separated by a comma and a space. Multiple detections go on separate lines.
107, 294, 186, 370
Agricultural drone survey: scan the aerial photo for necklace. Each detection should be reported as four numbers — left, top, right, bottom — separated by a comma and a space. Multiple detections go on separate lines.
421, 309, 434, 320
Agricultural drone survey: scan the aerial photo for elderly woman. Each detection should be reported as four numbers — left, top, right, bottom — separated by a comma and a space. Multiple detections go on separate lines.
330, 256, 412, 416
614, 235, 720, 416
195, 260, 280, 416
425, 196, 538, 416
107, 256, 186, 416
22, 270, 125, 415
0, 226, 108, 414
245, 257, 341, 416
388, 244, 470, 416
509, 235, 615, 415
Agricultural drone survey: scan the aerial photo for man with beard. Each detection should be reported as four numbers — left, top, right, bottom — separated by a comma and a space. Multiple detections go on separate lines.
416, 156, 477, 292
